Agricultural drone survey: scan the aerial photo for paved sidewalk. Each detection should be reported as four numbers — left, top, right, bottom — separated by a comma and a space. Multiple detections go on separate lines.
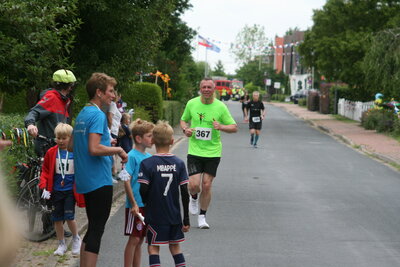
271, 102, 400, 167
12, 126, 185, 267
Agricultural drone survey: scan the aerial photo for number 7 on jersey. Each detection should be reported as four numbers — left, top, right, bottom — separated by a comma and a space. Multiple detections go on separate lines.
162, 173, 173, 196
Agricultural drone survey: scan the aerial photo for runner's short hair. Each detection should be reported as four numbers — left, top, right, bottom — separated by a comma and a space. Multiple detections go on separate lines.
199, 77, 214, 87
54, 123, 73, 137
152, 121, 174, 146
130, 119, 154, 144
86, 72, 117, 99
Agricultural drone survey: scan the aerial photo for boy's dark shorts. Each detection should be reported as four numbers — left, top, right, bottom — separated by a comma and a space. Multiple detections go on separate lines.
187, 154, 221, 177
51, 190, 75, 221
249, 121, 262, 130
147, 224, 185, 245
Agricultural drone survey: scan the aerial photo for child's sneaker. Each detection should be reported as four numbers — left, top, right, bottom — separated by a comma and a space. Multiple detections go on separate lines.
71, 236, 81, 255
54, 242, 67, 256
189, 196, 199, 215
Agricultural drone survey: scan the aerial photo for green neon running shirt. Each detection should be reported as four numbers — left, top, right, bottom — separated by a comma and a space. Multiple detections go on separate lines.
181, 96, 236, 157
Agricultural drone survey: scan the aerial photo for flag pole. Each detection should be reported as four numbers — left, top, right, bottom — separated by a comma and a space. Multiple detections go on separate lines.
205, 47, 208, 77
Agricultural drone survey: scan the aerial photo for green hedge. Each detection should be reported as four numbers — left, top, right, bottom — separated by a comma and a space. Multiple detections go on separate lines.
0, 114, 34, 197
2, 90, 29, 114
244, 82, 261, 94
123, 82, 163, 123
393, 118, 400, 137
72, 84, 89, 119
298, 98, 307, 107
132, 106, 152, 122
361, 108, 397, 132
163, 101, 184, 127
270, 94, 288, 102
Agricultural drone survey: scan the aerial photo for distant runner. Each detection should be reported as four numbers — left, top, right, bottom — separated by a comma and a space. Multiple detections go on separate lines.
244, 91, 265, 148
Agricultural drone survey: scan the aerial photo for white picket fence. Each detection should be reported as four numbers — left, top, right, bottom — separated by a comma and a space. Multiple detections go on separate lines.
337, 98, 374, 122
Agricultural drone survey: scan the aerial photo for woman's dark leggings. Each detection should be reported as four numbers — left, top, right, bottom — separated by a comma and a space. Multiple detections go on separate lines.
83, 185, 113, 254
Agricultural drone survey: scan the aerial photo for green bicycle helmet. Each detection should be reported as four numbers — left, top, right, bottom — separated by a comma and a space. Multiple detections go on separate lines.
52, 69, 76, 84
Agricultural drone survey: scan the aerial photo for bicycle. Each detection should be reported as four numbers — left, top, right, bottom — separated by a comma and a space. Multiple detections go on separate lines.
15, 134, 57, 242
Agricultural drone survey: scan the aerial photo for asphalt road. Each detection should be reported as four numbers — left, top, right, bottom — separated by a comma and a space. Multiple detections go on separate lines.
97, 101, 400, 267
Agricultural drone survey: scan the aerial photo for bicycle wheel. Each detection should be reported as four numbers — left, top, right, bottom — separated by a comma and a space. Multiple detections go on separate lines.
16, 178, 55, 242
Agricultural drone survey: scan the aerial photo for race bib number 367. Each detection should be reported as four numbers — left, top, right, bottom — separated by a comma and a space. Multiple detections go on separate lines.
195, 127, 212, 140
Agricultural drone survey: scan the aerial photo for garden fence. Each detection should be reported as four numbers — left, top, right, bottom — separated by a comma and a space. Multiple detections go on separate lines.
337, 98, 374, 121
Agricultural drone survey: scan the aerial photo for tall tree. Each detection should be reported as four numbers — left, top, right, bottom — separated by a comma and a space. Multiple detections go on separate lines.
230, 24, 270, 65
285, 27, 300, 36
0, 0, 81, 98
363, 28, 400, 99
151, 0, 196, 100
72, 0, 178, 86
236, 60, 287, 89
212, 60, 226, 76
299, 0, 400, 99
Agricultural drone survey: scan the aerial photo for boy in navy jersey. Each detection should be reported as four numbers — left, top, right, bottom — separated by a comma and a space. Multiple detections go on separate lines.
138, 121, 190, 267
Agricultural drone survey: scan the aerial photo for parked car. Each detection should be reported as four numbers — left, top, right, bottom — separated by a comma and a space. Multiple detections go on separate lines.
290, 90, 308, 104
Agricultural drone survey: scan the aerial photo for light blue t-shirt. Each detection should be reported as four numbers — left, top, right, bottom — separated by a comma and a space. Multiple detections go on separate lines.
125, 149, 151, 208
73, 106, 112, 194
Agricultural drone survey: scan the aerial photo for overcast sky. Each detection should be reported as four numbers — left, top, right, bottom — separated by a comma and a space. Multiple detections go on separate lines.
182, 0, 327, 74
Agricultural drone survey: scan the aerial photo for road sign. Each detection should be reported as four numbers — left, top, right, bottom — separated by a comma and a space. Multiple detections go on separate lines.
265, 79, 272, 86
274, 82, 281, 89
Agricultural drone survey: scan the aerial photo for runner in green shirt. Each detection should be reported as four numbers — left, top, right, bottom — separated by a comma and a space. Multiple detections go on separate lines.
180, 78, 237, 229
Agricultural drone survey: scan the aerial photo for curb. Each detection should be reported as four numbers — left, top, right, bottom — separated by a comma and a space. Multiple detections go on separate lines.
276, 104, 400, 169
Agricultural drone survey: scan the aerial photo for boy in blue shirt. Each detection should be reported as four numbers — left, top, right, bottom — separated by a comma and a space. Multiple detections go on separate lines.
139, 121, 190, 267
122, 119, 154, 267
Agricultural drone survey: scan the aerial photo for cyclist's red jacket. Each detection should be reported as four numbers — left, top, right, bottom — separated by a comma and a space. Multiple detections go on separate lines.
39, 145, 85, 207
24, 89, 71, 139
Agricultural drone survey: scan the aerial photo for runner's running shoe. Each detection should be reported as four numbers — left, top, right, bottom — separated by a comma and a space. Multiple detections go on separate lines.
198, 215, 209, 229
189, 196, 199, 215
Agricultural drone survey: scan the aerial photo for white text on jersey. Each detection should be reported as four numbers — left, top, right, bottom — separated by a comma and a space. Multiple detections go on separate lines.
157, 164, 177, 172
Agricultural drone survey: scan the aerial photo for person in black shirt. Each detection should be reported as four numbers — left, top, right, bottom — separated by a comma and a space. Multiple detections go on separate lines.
244, 91, 265, 148
240, 91, 250, 120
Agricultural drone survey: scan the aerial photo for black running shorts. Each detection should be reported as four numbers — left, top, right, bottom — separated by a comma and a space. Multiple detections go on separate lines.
249, 121, 262, 130
187, 154, 221, 177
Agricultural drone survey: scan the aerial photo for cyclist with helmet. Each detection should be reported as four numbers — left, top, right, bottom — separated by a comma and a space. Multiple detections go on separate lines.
25, 69, 76, 156
24, 69, 76, 238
